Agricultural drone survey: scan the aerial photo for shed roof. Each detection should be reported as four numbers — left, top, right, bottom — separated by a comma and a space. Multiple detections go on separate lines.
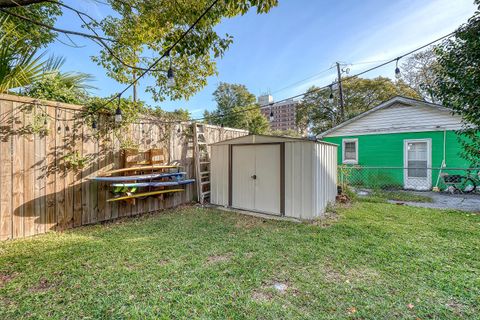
210, 134, 337, 146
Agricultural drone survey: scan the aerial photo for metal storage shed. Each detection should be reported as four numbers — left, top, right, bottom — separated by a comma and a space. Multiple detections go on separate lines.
210, 135, 338, 220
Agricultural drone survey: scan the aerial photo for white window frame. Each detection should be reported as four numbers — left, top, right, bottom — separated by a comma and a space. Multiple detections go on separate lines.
403, 138, 432, 190
342, 138, 358, 164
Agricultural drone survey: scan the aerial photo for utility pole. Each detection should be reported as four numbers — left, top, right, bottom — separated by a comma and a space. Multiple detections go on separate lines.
132, 73, 137, 103
336, 62, 345, 121
132, 49, 138, 104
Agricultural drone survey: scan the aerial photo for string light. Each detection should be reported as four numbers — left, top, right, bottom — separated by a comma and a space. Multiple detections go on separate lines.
115, 94, 122, 123
91, 0, 219, 114
395, 57, 401, 79
328, 84, 334, 104
37, 26, 456, 129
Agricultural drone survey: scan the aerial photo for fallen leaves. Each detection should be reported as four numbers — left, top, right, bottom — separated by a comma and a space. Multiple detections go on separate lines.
347, 306, 357, 314
0, 272, 17, 287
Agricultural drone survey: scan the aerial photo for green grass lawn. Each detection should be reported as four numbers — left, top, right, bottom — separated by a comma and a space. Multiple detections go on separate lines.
1, 203, 479, 319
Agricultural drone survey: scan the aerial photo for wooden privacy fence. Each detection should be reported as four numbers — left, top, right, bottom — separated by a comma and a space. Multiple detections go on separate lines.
0, 94, 247, 240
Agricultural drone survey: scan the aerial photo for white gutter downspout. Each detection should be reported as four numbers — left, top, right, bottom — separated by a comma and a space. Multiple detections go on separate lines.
434, 128, 447, 190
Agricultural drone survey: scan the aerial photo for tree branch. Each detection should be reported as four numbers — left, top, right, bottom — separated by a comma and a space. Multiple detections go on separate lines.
66, 2, 167, 73
2, 0, 168, 73
0, 7, 114, 42
0, 0, 47, 7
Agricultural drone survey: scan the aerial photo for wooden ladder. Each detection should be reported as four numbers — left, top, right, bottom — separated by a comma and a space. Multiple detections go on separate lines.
193, 123, 210, 204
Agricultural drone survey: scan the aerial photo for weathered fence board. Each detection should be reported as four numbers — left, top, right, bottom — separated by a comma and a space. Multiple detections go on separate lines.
0, 100, 13, 240
12, 104, 24, 239
0, 94, 247, 240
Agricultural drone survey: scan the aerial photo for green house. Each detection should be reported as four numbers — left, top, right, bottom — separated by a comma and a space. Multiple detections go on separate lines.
319, 96, 470, 191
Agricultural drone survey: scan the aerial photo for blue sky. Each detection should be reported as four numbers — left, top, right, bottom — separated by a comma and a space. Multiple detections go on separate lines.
48, 0, 476, 117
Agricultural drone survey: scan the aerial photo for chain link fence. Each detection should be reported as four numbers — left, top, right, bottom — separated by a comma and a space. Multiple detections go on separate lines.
338, 165, 480, 193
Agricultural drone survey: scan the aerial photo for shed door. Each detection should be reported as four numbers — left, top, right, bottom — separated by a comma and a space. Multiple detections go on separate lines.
231, 144, 281, 215
254, 145, 281, 214
232, 146, 255, 211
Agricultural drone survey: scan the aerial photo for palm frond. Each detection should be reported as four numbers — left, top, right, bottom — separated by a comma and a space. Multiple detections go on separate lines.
55, 71, 97, 91
0, 16, 96, 94
0, 17, 47, 93
42, 55, 66, 73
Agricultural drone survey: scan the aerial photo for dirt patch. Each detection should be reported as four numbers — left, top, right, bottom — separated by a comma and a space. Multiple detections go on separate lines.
29, 278, 58, 292
158, 259, 170, 266
251, 279, 300, 302
124, 263, 140, 271
251, 289, 274, 302
310, 212, 340, 228
234, 216, 266, 229
445, 299, 466, 315
0, 296, 16, 309
244, 252, 255, 259
323, 265, 379, 284
206, 253, 232, 264
0, 272, 17, 287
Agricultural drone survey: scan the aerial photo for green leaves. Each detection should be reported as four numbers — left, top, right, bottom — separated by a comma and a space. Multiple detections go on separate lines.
204, 82, 270, 134
92, 0, 278, 102
0, 2, 61, 49
23, 55, 95, 104
297, 77, 421, 135
0, 16, 48, 93
431, 4, 480, 165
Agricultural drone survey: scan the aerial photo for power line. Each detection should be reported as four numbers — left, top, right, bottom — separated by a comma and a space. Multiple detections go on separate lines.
348, 58, 391, 66
190, 29, 457, 123
6, 0, 169, 73
85, 28, 456, 126
9, 2, 457, 128
54, 0, 168, 72
270, 65, 336, 94
34, 27, 458, 127
0, 6, 114, 42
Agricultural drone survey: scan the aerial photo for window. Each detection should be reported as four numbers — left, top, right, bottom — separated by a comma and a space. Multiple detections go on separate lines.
342, 139, 358, 164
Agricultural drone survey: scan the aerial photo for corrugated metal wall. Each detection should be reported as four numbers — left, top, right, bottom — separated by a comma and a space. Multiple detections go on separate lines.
284, 142, 314, 219
313, 142, 338, 216
284, 141, 337, 219
210, 145, 229, 206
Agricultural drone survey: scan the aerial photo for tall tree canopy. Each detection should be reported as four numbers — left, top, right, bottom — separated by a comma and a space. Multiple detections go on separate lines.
0, 2, 60, 48
0, 0, 278, 102
204, 82, 269, 134
400, 48, 438, 103
297, 77, 420, 135
431, 1, 480, 164
91, 0, 277, 102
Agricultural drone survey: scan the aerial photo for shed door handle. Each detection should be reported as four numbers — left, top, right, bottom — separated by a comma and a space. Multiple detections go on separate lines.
251, 174, 257, 180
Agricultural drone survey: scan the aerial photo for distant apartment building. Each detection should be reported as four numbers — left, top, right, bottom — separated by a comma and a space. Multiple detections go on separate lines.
258, 95, 300, 132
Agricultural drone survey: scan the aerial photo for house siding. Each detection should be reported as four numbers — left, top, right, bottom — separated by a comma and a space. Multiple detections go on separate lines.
324, 102, 463, 137
323, 130, 470, 188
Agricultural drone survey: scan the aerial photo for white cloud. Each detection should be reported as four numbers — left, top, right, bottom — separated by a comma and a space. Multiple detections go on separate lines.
345, 0, 475, 62
276, 0, 476, 100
